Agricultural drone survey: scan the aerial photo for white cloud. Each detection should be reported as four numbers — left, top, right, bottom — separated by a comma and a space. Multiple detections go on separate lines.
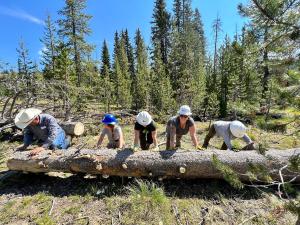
0, 6, 45, 26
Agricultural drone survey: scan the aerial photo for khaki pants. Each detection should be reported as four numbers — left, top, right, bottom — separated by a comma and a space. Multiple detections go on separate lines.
202, 125, 228, 150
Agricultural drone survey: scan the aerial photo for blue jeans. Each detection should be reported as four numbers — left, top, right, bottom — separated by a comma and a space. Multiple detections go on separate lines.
52, 131, 70, 149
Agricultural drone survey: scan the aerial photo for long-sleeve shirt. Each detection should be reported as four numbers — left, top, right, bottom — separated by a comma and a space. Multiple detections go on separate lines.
213, 121, 252, 150
23, 114, 65, 149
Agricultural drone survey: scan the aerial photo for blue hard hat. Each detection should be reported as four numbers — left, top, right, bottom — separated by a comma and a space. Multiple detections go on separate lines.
102, 114, 118, 125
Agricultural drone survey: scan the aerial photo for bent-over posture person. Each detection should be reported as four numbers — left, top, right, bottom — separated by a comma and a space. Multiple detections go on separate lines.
15, 108, 70, 156
97, 114, 125, 149
166, 105, 202, 150
133, 111, 158, 151
202, 120, 254, 151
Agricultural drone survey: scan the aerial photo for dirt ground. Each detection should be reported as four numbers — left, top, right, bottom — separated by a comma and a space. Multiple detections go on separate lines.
0, 114, 299, 224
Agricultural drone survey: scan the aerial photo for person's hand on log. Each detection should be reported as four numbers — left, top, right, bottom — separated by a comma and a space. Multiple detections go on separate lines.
152, 146, 160, 151
196, 145, 204, 151
29, 147, 44, 156
242, 142, 255, 150
15, 144, 27, 152
132, 144, 140, 152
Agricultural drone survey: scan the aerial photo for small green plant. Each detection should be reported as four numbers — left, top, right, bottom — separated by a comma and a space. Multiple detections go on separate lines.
289, 154, 300, 172
231, 140, 243, 150
257, 139, 269, 155
128, 180, 167, 205
63, 205, 81, 215
35, 215, 55, 225
212, 154, 244, 190
246, 162, 272, 183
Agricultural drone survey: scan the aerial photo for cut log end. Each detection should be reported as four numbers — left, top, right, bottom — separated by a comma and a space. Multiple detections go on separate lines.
60, 122, 84, 136
73, 122, 84, 136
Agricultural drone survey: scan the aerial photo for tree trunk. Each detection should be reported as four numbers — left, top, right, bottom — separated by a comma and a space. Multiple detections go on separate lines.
7, 148, 300, 182
59, 122, 84, 136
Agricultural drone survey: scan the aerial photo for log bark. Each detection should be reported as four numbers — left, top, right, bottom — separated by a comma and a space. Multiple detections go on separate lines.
59, 122, 84, 136
7, 148, 300, 182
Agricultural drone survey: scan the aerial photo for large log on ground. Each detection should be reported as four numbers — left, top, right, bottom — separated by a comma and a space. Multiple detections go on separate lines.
59, 122, 84, 136
7, 148, 300, 182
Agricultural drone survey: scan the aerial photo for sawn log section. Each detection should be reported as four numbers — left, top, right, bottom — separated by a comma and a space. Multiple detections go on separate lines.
7, 148, 300, 182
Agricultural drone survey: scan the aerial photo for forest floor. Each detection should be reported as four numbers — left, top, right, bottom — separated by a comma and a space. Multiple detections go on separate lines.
0, 106, 299, 224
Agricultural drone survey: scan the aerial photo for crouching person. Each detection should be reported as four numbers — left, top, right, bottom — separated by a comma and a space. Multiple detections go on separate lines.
15, 108, 70, 156
133, 111, 158, 151
97, 114, 125, 149
166, 105, 202, 150
202, 120, 255, 151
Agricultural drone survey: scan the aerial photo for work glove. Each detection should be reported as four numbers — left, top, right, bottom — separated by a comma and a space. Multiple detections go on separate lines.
152, 146, 159, 151
196, 145, 204, 151
132, 145, 140, 152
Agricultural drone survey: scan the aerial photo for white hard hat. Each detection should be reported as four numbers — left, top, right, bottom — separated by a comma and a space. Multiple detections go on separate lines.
178, 105, 192, 116
136, 111, 152, 126
14, 108, 42, 129
229, 120, 246, 138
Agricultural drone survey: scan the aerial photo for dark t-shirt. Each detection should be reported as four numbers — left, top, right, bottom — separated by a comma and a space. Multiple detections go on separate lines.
134, 121, 157, 137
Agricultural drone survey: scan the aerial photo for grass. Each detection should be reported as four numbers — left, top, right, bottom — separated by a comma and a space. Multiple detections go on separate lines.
105, 180, 173, 225
0, 105, 299, 224
0, 192, 54, 224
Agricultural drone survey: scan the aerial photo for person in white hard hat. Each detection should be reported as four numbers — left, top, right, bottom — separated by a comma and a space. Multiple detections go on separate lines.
133, 111, 158, 151
166, 105, 202, 150
202, 120, 255, 151
14, 108, 70, 155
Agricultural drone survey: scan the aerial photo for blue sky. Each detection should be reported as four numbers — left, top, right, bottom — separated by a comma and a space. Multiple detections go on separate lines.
0, 0, 248, 69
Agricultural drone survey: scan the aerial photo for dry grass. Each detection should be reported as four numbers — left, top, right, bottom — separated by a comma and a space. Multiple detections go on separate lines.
0, 106, 299, 224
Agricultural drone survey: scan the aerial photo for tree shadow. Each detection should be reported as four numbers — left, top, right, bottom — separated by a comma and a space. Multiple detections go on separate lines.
0, 170, 279, 201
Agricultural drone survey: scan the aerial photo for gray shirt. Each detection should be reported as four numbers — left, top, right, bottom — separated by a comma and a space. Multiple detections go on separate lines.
23, 114, 65, 148
213, 121, 252, 150
167, 116, 195, 136
100, 126, 122, 148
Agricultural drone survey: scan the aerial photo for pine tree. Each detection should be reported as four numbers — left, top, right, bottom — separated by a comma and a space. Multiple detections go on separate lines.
150, 47, 175, 113
122, 29, 135, 79
16, 40, 36, 105
218, 36, 231, 117
132, 29, 150, 110
169, 0, 206, 110
99, 40, 113, 112
58, 0, 93, 87
193, 8, 206, 60
151, 0, 171, 65
121, 30, 136, 102
100, 40, 111, 76
173, 0, 183, 32
54, 42, 73, 119
237, 0, 299, 102
212, 15, 222, 89
112, 35, 132, 109
100, 65, 114, 112
40, 14, 58, 80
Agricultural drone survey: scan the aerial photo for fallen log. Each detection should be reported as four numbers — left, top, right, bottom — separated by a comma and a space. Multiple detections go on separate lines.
59, 122, 84, 136
7, 148, 300, 181
7, 148, 300, 182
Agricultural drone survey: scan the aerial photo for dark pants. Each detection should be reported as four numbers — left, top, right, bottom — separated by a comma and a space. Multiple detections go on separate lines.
140, 132, 153, 150
202, 126, 228, 150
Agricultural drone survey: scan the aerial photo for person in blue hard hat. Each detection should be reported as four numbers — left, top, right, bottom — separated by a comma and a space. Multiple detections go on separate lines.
96, 114, 125, 149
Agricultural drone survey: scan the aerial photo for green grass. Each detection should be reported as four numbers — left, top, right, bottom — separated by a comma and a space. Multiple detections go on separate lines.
127, 180, 168, 205
0, 192, 54, 224
105, 180, 173, 225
